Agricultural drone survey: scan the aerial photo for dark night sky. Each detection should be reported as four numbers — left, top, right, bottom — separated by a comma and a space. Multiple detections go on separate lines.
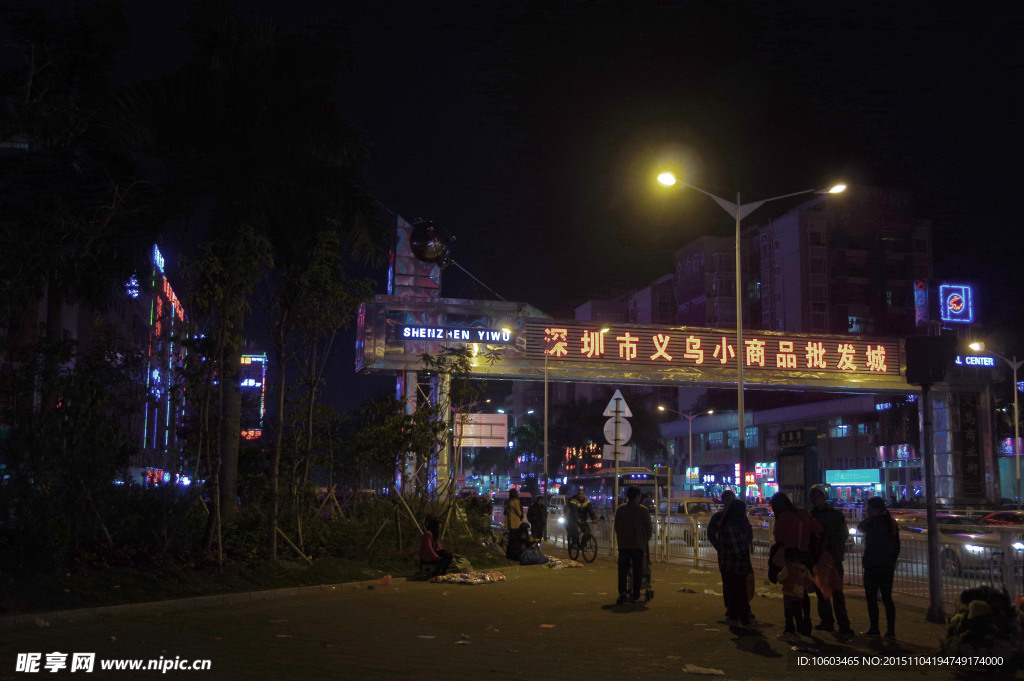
19, 1, 1024, 407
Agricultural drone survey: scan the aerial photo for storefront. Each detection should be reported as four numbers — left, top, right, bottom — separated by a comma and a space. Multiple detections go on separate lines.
824, 468, 882, 503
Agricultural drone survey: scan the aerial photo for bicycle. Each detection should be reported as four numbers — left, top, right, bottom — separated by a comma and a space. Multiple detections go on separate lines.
567, 521, 598, 563
493, 527, 510, 551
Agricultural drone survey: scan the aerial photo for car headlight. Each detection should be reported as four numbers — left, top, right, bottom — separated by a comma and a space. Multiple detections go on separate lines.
849, 528, 858, 535
964, 544, 985, 553
1013, 542, 1024, 551
558, 517, 565, 525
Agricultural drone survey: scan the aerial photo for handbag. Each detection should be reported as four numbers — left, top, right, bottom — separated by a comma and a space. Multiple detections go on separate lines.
519, 546, 548, 565
812, 551, 842, 600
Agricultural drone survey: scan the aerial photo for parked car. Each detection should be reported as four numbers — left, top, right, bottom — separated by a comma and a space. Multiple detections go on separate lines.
656, 497, 717, 544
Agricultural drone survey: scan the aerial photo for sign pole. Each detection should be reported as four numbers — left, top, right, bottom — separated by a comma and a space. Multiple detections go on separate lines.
614, 396, 621, 517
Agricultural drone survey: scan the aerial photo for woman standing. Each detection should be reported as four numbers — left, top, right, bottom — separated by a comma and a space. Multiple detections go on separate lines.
858, 496, 900, 639
708, 490, 756, 627
770, 492, 822, 636
505, 489, 523, 531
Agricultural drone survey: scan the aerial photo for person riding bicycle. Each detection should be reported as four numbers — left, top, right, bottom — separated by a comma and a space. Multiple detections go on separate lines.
566, 488, 597, 548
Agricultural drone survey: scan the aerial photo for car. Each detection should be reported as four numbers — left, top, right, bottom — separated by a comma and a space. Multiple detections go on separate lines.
893, 513, 1021, 577
656, 497, 718, 544
978, 511, 1024, 526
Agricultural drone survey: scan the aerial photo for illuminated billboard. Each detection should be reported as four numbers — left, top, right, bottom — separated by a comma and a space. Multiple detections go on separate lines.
357, 296, 909, 393
939, 284, 974, 324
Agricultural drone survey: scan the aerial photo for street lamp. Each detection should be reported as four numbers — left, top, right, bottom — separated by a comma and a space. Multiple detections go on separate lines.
657, 172, 845, 499
659, 406, 713, 492
970, 341, 1024, 509
498, 408, 535, 428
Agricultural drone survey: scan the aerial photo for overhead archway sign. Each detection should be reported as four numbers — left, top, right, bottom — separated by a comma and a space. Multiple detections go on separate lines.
356, 296, 908, 393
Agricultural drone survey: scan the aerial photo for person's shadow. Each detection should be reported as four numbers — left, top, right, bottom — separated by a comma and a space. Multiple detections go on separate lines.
601, 601, 650, 613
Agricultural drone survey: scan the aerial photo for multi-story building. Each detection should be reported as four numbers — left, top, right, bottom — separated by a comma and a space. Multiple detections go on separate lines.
563, 185, 982, 503
754, 186, 932, 336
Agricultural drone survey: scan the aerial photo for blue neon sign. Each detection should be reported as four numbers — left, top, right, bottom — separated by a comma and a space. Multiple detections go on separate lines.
939, 284, 974, 324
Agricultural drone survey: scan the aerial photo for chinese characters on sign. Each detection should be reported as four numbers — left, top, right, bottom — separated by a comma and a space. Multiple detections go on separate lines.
958, 392, 984, 497
538, 325, 897, 376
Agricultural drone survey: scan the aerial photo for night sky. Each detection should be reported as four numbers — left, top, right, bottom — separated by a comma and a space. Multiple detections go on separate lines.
16, 1, 1024, 407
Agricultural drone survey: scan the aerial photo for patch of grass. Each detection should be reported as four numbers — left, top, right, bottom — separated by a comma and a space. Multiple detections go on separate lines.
0, 535, 516, 616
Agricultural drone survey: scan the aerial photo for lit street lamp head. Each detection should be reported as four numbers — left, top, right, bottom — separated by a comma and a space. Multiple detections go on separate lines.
657, 171, 677, 187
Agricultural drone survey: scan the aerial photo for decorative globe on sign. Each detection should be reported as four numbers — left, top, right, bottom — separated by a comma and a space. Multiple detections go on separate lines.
410, 220, 451, 265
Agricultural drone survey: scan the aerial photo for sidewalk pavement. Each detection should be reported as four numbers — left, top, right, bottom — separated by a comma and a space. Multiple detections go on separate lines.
0, 543, 1012, 681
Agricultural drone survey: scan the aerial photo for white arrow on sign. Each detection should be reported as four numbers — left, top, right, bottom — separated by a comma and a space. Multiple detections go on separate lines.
602, 389, 633, 418
603, 417, 632, 446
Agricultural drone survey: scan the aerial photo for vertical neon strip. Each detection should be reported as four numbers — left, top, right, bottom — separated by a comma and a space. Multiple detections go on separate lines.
143, 273, 156, 450
259, 353, 267, 428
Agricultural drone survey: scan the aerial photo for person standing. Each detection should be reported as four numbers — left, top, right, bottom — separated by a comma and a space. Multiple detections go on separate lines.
858, 496, 900, 639
504, 488, 523, 532
708, 490, 756, 627
614, 485, 653, 604
526, 496, 548, 542
777, 548, 816, 642
770, 492, 823, 636
808, 485, 854, 641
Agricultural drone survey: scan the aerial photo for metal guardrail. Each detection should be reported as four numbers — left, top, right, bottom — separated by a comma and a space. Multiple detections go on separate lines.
570, 516, 1024, 605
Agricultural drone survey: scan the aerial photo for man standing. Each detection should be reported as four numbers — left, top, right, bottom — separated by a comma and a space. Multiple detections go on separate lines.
526, 496, 548, 542
808, 485, 854, 641
614, 485, 653, 604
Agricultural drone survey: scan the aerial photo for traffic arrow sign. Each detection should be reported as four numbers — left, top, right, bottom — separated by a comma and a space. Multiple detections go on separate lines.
602, 389, 633, 418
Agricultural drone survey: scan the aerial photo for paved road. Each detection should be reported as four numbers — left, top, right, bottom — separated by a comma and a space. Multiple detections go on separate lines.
0, 549, 984, 681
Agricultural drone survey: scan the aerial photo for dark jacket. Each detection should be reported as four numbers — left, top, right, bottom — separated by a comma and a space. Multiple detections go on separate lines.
709, 500, 753, 574
858, 512, 900, 569
614, 501, 653, 551
809, 504, 849, 563
526, 501, 547, 526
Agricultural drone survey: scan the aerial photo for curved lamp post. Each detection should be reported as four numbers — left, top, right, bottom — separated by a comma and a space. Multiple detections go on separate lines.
656, 172, 845, 499
658, 406, 714, 492
970, 341, 1024, 509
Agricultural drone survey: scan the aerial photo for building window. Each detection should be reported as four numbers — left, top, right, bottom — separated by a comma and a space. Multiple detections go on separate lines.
746, 426, 758, 447
829, 417, 850, 438
706, 432, 724, 450
809, 231, 824, 246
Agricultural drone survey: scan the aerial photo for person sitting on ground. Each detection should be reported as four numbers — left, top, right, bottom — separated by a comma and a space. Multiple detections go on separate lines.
505, 520, 539, 562
419, 517, 453, 576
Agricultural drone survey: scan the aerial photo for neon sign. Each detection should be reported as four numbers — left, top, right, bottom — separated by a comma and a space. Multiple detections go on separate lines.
153, 245, 165, 273
400, 326, 512, 343
939, 284, 974, 324
956, 355, 995, 367
533, 323, 899, 377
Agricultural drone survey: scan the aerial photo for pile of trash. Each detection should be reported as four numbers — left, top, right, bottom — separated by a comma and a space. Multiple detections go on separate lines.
429, 571, 506, 585
545, 557, 583, 569
941, 585, 1022, 678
